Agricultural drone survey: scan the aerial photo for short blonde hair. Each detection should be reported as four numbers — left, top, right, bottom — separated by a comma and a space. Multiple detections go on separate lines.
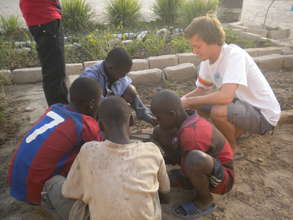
184, 16, 225, 46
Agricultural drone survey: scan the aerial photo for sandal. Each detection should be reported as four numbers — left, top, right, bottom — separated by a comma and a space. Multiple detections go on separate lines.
173, 202, 217, 219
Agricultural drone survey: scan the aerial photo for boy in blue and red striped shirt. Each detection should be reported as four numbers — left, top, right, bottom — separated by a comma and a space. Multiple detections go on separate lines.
7, 77, 103, 205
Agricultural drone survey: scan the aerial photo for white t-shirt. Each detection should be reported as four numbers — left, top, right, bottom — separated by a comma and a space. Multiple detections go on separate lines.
196, 43, 281, 126
62, 140, 170, 220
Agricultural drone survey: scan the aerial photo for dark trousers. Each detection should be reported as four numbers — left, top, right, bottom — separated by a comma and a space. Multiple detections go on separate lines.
29, 19, 68, 106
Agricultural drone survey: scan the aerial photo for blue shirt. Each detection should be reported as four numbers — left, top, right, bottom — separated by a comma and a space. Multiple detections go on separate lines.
80, 61, 132, 98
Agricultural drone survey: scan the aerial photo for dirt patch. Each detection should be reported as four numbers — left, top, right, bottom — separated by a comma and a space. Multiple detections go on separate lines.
0, 71, 292, 220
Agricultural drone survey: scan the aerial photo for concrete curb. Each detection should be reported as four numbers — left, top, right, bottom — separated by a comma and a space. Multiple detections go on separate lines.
148, 55, 178, 69
246, 47, 284, 57
129, 68, 164, 86
164, 63, 197, 82
254, 54, 284, 72
66, 63, 83, 75
12, 67, 42, 84
4, 49, 293, 85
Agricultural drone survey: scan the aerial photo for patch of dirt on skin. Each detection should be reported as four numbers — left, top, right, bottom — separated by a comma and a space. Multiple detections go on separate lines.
0, 71, 293, 220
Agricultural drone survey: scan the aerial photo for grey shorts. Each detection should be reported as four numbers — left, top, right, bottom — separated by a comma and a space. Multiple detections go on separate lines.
199, 99, 274, 135
42, 175, 89, 220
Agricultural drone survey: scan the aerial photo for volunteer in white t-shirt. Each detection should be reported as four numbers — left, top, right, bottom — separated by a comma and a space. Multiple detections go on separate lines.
181, 16, 281, 159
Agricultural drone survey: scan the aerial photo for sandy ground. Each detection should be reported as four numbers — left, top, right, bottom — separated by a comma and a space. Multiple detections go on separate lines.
0, 69, 293, 220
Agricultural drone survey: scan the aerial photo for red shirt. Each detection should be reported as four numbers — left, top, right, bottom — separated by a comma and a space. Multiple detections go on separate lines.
178, 114, 234, 166
20, 0, 62, 26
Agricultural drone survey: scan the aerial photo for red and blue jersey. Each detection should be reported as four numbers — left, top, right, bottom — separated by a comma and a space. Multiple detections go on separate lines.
7, 104, 102, 204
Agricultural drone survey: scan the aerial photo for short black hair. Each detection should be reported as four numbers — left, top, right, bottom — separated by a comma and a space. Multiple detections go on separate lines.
151, 89, 182, 114
99, 96, 131, 126
105, 47, 132, 69
70, 77, 101, 104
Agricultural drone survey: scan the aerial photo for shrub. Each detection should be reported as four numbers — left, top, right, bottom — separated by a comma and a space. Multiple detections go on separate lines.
153, 0, 182, 26
170, 35, 191, 53
179, 0, 219, 26
0, 16, 27, 40
61, 0, 95, 34
225, 28, 258, 48
106, 0, 141, 28
0, 40, 38, 70
142, 33, 167, 56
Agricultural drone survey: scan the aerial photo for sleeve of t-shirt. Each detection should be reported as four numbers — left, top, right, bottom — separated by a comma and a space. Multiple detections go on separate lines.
195, 62, 214, 89
82, 117, 103, 142
179, 127, 207, 152
158, 154, 170, 193
222, 49, 247, 87
62, 152, 83, 200
80, 63, 100, 80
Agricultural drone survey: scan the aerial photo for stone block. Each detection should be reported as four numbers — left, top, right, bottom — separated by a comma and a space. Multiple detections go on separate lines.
128, 68, 163, 85
164, 63, 197, 82
254, 54, 283, 72
177, 53, 200, 66
83, 60, 100, 68
131, 59, 149, 71
281, 48, 293, 55
148, 55, 178, 69
246, 47, 283, 57
12, 67, 42, 84
0, 70, 12, 84
267, 29, 290, 40
66, 63, 83, 75
282, 55, 293, 70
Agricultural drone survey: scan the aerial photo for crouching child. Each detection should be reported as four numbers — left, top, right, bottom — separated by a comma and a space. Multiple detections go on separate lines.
151, 90, 234, 219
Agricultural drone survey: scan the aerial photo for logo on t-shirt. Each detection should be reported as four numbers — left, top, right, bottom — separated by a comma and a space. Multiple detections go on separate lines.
214, 72, 222, 84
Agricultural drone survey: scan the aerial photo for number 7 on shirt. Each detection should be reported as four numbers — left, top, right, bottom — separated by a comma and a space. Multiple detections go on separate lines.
26, 111, 65, 143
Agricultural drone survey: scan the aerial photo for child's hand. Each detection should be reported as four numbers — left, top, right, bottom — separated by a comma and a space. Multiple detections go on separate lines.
181, 96, 190, 109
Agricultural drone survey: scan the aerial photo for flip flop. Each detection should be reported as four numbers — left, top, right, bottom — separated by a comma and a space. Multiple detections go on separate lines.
173, 202, 217, 219
234, 151, 246, 161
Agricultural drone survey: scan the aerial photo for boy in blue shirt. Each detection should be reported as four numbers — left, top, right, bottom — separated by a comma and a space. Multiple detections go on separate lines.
80, 47, 156, 126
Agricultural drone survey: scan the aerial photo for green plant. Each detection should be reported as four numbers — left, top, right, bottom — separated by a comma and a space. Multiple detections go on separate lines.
142, 33, 167, 56
170, 36, 191, 53
61, 0, 95, 34
0, 15, 26, 40
179, 0, 219, 26
123, 40, 144, 57
153, 0, 182, 26
225, 28, 256, 48
106, 0, 141, 28
0, 40, 38, 70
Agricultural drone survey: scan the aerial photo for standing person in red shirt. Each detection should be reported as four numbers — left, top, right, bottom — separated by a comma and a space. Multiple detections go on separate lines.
151, 90, 234, 219
20, 0, 68, 105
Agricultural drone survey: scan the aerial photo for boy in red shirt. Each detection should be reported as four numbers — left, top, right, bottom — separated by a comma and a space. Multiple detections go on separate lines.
8, 78, 103, 212
151, 90, 234, 219
20, 0, 68, 106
